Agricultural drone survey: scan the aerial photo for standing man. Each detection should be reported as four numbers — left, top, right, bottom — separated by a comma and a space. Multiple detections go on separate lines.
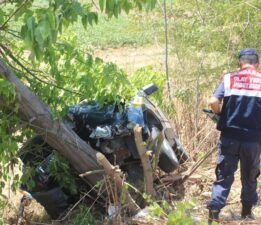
207, 48, 261, 224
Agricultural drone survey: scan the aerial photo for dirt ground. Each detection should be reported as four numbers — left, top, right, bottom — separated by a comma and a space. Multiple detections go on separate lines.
183, 159, 261, 224
1, 161, 49, 224
94, 45, 167, 74
2, 158, 260, 224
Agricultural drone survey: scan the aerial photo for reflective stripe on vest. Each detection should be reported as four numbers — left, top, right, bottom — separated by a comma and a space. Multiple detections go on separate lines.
224, 68, 261, 98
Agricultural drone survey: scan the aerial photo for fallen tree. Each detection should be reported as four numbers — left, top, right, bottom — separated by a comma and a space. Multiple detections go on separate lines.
0, 58, 102, 187
0, 0, 159, 193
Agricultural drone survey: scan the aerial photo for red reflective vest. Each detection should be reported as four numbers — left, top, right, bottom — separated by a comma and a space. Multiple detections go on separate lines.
218, 67, 261, 141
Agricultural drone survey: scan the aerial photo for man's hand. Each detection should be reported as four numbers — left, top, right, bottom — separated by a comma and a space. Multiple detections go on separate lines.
209, 97, 222, 114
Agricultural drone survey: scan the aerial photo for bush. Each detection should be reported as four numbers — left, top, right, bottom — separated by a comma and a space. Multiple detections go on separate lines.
72, 205, 101, 225
130, 66, 166, 106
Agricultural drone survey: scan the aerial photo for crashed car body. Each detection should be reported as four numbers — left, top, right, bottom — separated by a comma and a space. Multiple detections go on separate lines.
19, 83, 189, 218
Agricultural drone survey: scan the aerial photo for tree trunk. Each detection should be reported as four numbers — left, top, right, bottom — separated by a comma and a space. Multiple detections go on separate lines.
0, 59, 102, 187
133, 125, 156, 197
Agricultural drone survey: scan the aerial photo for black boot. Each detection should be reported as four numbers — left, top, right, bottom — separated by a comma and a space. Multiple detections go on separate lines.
241, 204, 253, 219
208, 209, 220, 225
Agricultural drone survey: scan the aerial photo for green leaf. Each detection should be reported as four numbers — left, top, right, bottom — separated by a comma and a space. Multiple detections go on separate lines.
38, 19, 51, 40
167, 211, 176, 225
24, 34, 34, 51
72, 1, 83, 16
0, 79, 16, 101
113, 5, 119, 18
50, 30, 58, 43
87, 12, 98, 25
122, 1, 131, 14
46, 10, 56, 30
81, 15, 87, 28
0, 9, 5, 24
34, 27, 44, 46
99, 0, 105, 12
147, 0, 156, 10
20, 25, 28, 39
26, 16, 36, 40
108, 0, 115, 10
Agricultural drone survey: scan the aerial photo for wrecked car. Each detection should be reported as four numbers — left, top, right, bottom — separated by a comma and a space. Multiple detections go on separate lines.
18, 83, 189, 218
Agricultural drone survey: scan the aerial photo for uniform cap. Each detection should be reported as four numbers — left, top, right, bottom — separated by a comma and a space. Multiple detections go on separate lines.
239, 48, 259, 58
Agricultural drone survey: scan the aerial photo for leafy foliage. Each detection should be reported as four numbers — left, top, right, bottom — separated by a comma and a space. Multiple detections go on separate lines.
26, 38, 134, 117
20, 164, 36, 190
2, 0, 156, 61
166, 201, 195, 225
0, 0, 157, 195
0, 218, 9, 225
20, 1, 98, 61
20, 149, 79, 195
167, 0, 260, 91
0, 79, 22, 192
146, 198, 209, 225
0, 79, 16, 101
170, 0, 260, 59
72, 205, 102, 225
130, 66, 165, 105
46, 151, 78, 195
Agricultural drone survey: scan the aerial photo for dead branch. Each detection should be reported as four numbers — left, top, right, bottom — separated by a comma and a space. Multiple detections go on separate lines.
104, 176, 121, 225
160, 174, 184, 184
160, 146, 217, 185
134, 125, 156, 198
183, 145, 216, 182
163, 0, 171, 100
96, 152, 140, 215
79, 169, 104, 177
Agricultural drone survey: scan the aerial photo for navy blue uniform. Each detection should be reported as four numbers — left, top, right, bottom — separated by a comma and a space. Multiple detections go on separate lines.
207, 67, 261, 210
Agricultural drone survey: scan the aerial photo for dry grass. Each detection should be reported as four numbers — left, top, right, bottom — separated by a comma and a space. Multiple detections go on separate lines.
182, 160, 261, 224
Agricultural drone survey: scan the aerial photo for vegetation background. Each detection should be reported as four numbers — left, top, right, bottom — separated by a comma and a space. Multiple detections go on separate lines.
0, 0, 260, 224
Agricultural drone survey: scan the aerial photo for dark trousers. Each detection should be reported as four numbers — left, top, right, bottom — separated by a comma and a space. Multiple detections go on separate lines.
207, 136, 261, 210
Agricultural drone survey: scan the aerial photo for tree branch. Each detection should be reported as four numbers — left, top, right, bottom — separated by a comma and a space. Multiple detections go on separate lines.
163, 0, 171, 101
160, 145, 217, 184
0, 44, 82, 96
0, 0, 29, 30
6, 29, 21, 39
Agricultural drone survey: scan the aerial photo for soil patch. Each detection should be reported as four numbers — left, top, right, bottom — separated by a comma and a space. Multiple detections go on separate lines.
94, 45, 168, 74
